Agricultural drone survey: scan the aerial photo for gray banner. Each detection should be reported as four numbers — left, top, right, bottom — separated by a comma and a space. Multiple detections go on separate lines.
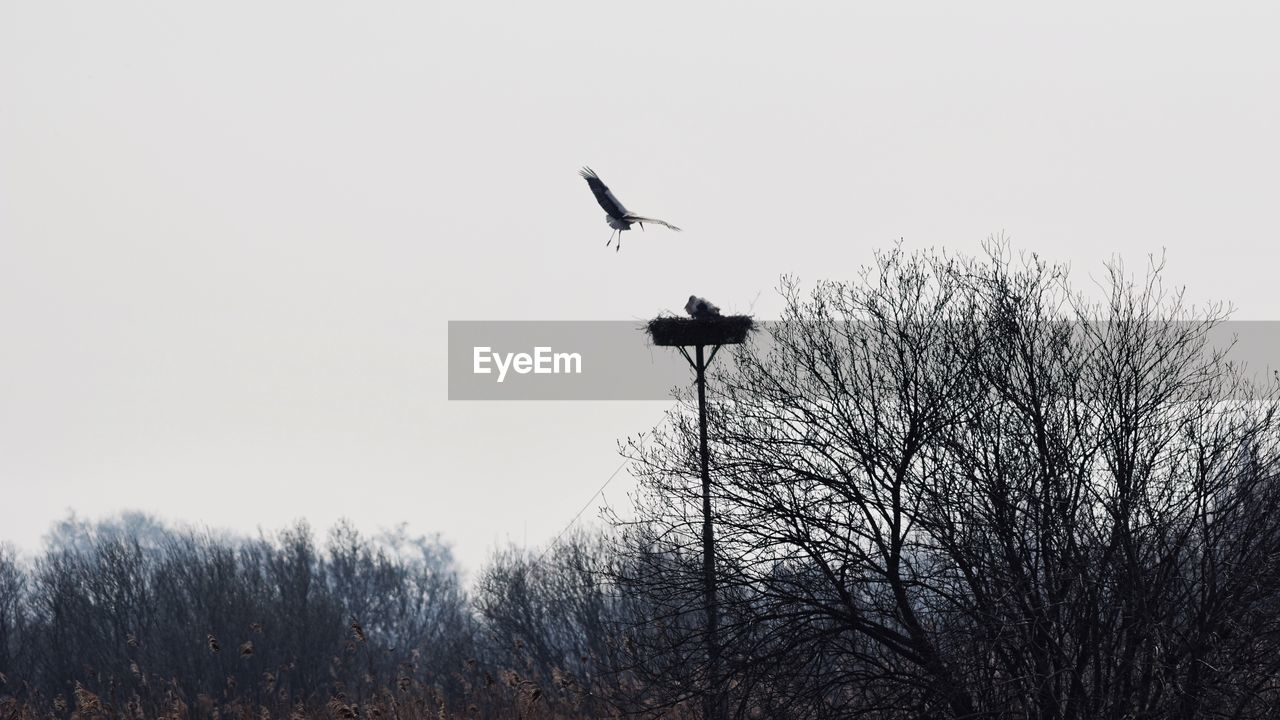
447, 321, 1280, 401
448, 321, 697, 400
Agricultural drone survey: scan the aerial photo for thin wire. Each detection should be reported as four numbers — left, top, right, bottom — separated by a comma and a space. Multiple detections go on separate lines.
537, 459, 630, 562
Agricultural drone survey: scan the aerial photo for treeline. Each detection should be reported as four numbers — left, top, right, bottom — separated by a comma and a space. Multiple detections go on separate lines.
6, 246, 1280, 719
0, 515, 638, 719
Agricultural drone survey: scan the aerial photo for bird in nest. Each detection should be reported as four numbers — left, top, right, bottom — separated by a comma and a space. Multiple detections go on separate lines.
684, 295, 721, 319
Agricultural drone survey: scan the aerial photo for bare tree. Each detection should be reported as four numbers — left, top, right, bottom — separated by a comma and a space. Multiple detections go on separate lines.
0, 543, 26, 681
6, 514, 475, 717
624, 246, 1280, 719
475, 529, 642, 717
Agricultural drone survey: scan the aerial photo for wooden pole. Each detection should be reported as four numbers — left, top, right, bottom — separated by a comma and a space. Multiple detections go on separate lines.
695, 344, 721, 720
649, 317, 749, 719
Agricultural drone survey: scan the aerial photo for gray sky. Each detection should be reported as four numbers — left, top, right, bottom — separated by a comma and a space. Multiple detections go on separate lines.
3, 1, 1278, 572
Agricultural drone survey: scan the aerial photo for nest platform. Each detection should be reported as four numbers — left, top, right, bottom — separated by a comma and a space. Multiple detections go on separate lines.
646, 315, 755, 347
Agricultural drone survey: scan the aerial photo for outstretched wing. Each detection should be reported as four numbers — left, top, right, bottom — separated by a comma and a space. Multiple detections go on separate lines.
579, 167, 628, 219
625, 214, 682, 232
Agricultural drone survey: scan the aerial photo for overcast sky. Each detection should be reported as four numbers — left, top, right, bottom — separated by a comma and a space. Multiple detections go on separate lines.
3, 1, 1278, 572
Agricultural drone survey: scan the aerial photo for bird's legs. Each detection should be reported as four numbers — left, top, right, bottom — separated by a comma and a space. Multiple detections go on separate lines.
606, 229, 617, 247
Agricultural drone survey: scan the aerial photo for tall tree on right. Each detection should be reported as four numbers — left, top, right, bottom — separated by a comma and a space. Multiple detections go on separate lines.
623, 245, 1280, 720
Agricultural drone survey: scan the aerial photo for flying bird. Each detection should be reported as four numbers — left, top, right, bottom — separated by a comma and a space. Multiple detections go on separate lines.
579, 167, 681, 251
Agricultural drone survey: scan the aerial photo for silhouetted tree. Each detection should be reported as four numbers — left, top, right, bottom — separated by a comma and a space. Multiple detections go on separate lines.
3, 514, 474, 717
475, 530, 643, 717
0, 543, 25, 681
625, 245, 1280, 719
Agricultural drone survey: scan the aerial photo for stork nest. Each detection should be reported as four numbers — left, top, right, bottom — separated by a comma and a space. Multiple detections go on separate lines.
647, 315, 756, 347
